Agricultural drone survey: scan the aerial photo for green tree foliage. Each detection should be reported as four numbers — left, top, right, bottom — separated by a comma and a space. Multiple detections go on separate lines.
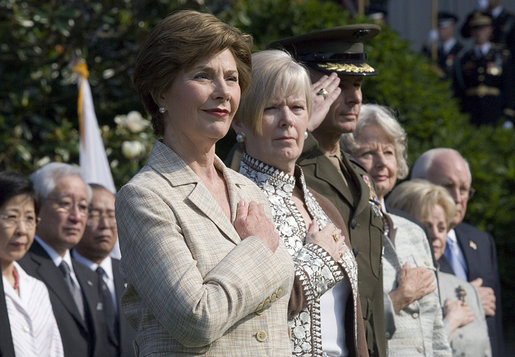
1, 0, 513, 333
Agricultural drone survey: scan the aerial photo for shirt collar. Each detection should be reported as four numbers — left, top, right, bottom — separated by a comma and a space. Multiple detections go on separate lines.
72, 250, 113, 279
34, 235, 71, 267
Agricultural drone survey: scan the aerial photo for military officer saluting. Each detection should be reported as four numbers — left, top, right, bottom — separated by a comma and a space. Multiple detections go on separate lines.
455, 11, 515, 127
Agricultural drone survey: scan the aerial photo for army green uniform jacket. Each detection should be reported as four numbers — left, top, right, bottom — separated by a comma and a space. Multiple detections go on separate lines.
298, 135, 386, 357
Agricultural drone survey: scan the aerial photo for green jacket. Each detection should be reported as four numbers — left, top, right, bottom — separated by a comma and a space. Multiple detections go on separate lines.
298, 134, 386, 357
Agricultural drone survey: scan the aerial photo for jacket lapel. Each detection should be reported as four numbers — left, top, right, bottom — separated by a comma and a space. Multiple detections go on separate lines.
148, 140, 241, 245
454, 225, 476, 275
313, 155, 355, 205
29, 242, 87, 329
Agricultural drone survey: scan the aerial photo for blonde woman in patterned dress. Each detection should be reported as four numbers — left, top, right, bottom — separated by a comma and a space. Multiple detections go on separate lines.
232, 49, 368, 357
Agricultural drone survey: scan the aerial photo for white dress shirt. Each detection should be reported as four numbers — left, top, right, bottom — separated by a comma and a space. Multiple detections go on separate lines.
3, 262, 64, 357
34, 235, 81, 288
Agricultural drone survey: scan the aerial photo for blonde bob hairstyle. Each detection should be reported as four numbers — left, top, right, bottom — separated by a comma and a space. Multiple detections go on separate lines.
233, 49, 313, 135
133, 10, 253, 136
386, 179, 456, 229
341, 104, 409, 179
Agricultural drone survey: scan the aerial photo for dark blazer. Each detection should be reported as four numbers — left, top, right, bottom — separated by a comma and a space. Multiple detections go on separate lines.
18, 240, 107, 357
0, 277, 15, 357
111, 258, 136, 357
438, 222, 504, 357
298, 135, 386, 357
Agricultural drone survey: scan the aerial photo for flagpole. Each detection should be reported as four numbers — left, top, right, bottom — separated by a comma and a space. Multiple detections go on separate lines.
431, 0, 438, 61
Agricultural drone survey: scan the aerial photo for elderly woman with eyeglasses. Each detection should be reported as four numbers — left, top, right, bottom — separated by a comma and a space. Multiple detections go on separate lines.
0, 171, 63, 357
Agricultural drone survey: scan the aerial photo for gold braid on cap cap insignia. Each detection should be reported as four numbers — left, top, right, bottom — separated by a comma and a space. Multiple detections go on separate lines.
319, 62, 375, 73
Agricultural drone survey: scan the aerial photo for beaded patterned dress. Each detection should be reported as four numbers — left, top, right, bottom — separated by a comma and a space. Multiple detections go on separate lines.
240, 153, 359, 356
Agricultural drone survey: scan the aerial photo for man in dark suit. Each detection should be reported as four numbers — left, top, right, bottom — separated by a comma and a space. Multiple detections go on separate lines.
269, 25, 386, 357
19, 162, 108, 357
73, 184, 136, 357
0, 277, 15, 357
411, 148, 504, 357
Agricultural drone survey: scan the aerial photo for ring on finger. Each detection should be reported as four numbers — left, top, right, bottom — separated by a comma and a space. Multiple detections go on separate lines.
317, 88, 329, 100
332, 234, 339, 243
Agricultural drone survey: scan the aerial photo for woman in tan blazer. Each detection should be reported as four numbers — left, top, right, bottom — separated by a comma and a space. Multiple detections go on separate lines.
231, 49, 368, 357
115, 11, 294, 356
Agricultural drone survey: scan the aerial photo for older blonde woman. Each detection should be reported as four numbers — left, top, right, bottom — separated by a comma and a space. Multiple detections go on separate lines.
387, 179, 491, 356
341, 104, 451, 356
116, 11, 294, 356
232, 49, 367, 357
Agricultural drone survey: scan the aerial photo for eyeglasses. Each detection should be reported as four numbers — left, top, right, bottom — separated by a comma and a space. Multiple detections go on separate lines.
88, 211, 116, 225
0, 214, 40, 229
47, 197, 89, 217
442, 183, 476, 199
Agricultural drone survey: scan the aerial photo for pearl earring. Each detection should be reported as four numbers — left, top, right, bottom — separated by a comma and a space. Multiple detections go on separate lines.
236, 132, 246, 143
158, 107, 166, 114
305, 131, 309, 139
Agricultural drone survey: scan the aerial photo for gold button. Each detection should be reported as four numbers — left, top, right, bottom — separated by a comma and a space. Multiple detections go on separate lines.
412, 312, 419, 319
270, 293, 277, 302
417, 346, 423, 353
256, 330, 268, 342
277, 288, 283, 297
264, 297, 271, 307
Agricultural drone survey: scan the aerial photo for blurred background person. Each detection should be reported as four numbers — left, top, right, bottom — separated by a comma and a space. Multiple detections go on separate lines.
455, 11, 514, 127
411, 148, 504, 357
0, 171, 63, 357
116, 10, 294, 356
232, 49, 367, 356
341, 104, 450, 355
19, 162, 107, 357
269, 25, 387, 357
422, 11, 464, 82
387, 179, 492, 357
72, 183, 136, 357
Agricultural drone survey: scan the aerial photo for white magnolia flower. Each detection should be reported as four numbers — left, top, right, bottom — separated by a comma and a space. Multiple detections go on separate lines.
122, 140, 145, 159
126, 111, 149, 133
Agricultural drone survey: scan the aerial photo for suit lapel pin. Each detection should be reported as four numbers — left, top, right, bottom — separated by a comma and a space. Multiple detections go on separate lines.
87, 280, 93, 286
469, 241, 477, 250
97, 302, 103, 311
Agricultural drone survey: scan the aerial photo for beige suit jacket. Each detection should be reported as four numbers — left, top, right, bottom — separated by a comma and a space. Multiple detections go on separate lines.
116, 140, 294, 356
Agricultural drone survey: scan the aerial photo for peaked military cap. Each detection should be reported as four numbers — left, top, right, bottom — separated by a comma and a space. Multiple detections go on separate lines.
461, 11, 493, 38
437, 11, 458, 27
268, 24, 380, 76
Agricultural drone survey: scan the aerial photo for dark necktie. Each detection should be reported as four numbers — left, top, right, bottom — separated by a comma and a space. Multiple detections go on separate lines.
59, 261, 85, 320
96, 266, 119, 345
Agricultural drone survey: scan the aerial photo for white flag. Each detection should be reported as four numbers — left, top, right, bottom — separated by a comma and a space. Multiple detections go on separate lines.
73, 61, 121, 259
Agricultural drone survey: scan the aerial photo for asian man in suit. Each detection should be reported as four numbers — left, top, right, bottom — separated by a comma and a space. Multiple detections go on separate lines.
73, 184, 136, 357
411, 148, 504, 357
19, 162, 108, 357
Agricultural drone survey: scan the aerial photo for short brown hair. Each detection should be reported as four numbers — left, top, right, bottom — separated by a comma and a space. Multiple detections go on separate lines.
133, 10, 253, 136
